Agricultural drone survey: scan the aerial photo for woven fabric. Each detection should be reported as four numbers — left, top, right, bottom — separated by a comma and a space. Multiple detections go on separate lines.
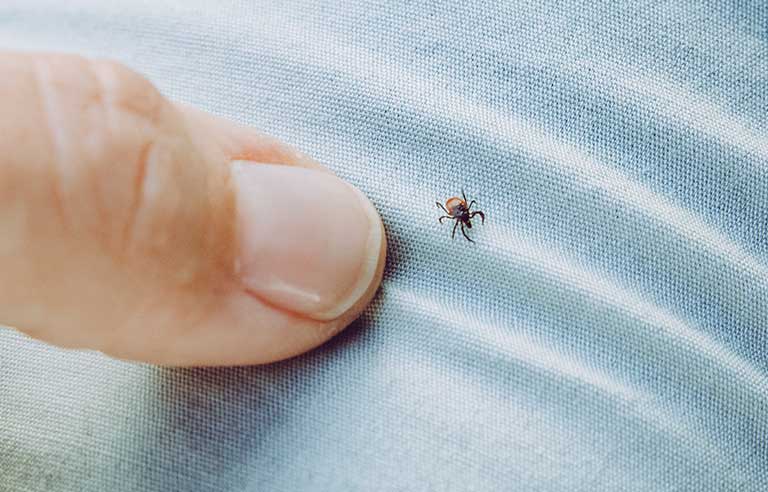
1, 1, 767, 490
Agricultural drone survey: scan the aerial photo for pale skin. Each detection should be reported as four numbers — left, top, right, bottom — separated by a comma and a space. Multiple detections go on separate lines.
0, 52, 386, 366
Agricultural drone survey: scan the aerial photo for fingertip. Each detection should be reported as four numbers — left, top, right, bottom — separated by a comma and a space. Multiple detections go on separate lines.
231, 162, 384, 320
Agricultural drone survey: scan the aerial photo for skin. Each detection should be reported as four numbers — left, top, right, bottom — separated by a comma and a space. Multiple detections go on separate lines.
0, 52, 386, 366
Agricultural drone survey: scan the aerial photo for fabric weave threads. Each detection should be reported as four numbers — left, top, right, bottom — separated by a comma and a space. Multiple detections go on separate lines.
1, 1, 767, 490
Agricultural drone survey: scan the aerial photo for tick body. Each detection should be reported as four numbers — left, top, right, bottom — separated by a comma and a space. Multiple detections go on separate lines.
436, 190, 485, 243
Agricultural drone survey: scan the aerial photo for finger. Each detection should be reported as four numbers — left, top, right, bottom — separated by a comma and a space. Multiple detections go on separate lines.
0, 52, 386, 366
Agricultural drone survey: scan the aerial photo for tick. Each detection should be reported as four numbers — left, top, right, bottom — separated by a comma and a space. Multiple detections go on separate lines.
436, 190, 485, 243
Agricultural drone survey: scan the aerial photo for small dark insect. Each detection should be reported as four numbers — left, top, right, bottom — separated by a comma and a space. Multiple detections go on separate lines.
436, 190, 486, 243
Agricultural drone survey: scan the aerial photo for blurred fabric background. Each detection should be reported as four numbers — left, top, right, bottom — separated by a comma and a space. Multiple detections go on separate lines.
1, 1, 767, 490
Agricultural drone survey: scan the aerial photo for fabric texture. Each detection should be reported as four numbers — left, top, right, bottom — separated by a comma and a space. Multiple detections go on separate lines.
1, 1, 767, 490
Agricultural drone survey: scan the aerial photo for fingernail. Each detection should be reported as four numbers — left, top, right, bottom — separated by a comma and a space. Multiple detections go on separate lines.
231, 161, 383, 320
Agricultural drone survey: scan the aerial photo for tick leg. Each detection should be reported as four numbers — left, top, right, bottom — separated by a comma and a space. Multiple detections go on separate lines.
467, 200, 477, 211
436, 202, 449, 213
460, 222, 475, 243
438, 215, 451, 224
451, 220, 459, 239
470, 211, 485, 224
462, 189, 468, 204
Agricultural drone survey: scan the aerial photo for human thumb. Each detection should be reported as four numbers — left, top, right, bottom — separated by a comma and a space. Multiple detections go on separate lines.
0, 53, 385, 366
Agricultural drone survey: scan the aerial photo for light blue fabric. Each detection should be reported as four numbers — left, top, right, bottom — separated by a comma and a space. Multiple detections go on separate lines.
1, 1, 767, 490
